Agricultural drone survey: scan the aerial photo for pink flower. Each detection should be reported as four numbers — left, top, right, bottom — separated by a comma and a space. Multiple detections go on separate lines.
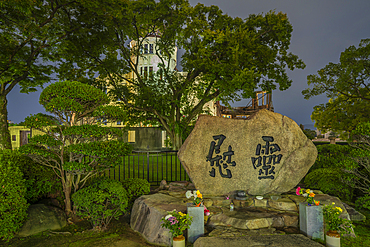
296, 187, 301, 196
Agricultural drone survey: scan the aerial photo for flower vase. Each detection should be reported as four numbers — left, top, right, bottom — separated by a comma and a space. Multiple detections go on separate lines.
187, 203, 204, 243
173, 235, 185, 247
299, 202, 324, 241
326, 230, 340, 247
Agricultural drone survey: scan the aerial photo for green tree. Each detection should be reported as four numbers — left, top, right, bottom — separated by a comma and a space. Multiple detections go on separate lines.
302, 39, 370, 137
18, 81, 132, 217
0, 0, 126, 150
303, 129, 316, 140
66, 0, 305, 150
341, 122, 370, 210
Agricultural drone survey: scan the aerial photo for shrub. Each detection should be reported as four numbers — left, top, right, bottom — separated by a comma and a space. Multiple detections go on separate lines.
122, 178, 150, 209
303, 144, 360, 202
72, 177, 128, 230
304, 168, 355, 202
0, 150, 29, 241
17, 153, 62, 204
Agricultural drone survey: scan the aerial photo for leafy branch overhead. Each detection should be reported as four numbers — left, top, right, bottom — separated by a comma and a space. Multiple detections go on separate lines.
62, 0, 305, 150
303, 39, 370, 137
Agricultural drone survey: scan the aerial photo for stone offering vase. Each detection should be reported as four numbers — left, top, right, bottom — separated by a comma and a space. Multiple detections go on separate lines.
187, 203, 204, 243
173, 234, 185, 247
326, 230, 340, 247
299, 202, 324, 241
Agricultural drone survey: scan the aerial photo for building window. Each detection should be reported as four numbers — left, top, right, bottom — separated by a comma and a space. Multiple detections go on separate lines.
149, 44, 153, 53
12, 135, 16, 141
128, 131, 135, 143
149, 66, 153, 78
144, 66, 148, 79
144, 44, 148, 54
140, 67, 143, 75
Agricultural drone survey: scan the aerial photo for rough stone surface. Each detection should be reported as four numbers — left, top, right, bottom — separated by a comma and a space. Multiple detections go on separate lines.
268, 198, 298, 211
343, 202, 366, 222
208, 207, 298, 230
194, 234, 324, 247
18, 204, 67, 237
130, 193, 187, 246
178, 110, 318, 196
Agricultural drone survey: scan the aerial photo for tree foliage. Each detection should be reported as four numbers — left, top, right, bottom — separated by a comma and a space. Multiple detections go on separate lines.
341, 122, 370, 210
62, 0, 305, 150
302, 39, 370, 137
18, 81, 132, 216
310, 95, 370, 139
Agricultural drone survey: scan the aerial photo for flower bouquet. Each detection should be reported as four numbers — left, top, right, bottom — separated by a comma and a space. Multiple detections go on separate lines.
296, 187, 320, 206
161, 210, 193, 237
204, 206, 210, 216
323, 202, 354, 236
186, 190, 203, 207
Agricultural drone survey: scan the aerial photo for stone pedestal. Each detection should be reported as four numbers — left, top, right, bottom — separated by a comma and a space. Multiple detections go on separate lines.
299, 203, 324, 241
187, 203, 204, 243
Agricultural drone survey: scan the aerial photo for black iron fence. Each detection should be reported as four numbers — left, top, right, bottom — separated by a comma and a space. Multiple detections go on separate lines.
101, 150, 191, 185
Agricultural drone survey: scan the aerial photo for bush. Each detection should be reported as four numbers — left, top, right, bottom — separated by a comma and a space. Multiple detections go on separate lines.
72, 177, 128, 230
0, 150, 29, 241
17, 154, 62, 204
304, 168, 355, 202
303, 144, 359, 202
121, 178, 150, 210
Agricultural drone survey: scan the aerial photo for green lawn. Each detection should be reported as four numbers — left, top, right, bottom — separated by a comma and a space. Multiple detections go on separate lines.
341, 206, 370, 247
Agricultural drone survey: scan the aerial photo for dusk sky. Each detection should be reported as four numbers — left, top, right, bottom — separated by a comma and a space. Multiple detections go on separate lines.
8, 0, 370, 130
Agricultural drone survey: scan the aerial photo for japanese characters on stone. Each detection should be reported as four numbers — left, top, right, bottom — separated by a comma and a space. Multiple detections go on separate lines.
251, 136, 283, 180
206, 134, 236, 178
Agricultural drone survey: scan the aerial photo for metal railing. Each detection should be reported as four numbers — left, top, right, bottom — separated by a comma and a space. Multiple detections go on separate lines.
101, 150, 191, 185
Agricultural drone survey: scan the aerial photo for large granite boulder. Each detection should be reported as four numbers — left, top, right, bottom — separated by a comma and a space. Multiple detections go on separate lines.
178, 109, 317, 196
18, 204, 67, 237
130, 193, 187, 246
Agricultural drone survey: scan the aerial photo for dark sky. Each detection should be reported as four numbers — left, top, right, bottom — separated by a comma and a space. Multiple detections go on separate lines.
8, 0, 370, 129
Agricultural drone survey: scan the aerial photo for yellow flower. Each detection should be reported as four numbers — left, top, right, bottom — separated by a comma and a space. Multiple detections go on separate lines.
336, 207, 342, 213
196, 190, 203, 199
305, 189, 311, 194
332, 202, 335, 204
179, 212, 186, 217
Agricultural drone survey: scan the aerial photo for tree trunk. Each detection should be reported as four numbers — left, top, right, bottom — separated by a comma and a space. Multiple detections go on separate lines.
63, 173, 73, 217
172, 132, 183, 151
0, 95, 12, 150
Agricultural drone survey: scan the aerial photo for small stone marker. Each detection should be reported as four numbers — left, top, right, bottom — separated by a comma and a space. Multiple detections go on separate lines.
187, 204, 204, 243
178, 109, 317, 196
299, 203, 324, 241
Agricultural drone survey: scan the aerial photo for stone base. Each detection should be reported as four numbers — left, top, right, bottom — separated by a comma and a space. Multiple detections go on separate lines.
193, 234, 324, 247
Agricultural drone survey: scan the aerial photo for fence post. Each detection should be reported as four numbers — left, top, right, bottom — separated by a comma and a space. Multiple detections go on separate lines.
147, 151, 150, 182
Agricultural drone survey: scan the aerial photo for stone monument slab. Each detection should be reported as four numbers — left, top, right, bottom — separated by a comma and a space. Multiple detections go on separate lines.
178, 109, 317, 196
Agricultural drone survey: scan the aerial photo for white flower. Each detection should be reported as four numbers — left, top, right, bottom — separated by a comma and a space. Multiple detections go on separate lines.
193, 190, 197, 199
185, 190, 193, 199
303, 193, 308, 197
165, 214, 173, 220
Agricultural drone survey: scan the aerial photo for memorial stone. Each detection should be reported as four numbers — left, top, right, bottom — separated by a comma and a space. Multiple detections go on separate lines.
178, 109, 317, 196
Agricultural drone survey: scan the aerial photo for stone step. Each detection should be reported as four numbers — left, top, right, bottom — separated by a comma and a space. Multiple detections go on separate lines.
207, 226, 287, 238
194, 234, 324, 247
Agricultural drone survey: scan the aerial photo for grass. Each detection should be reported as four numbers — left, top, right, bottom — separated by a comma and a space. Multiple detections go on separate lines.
0, 214, 158, 247
340, 206, 370, 247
